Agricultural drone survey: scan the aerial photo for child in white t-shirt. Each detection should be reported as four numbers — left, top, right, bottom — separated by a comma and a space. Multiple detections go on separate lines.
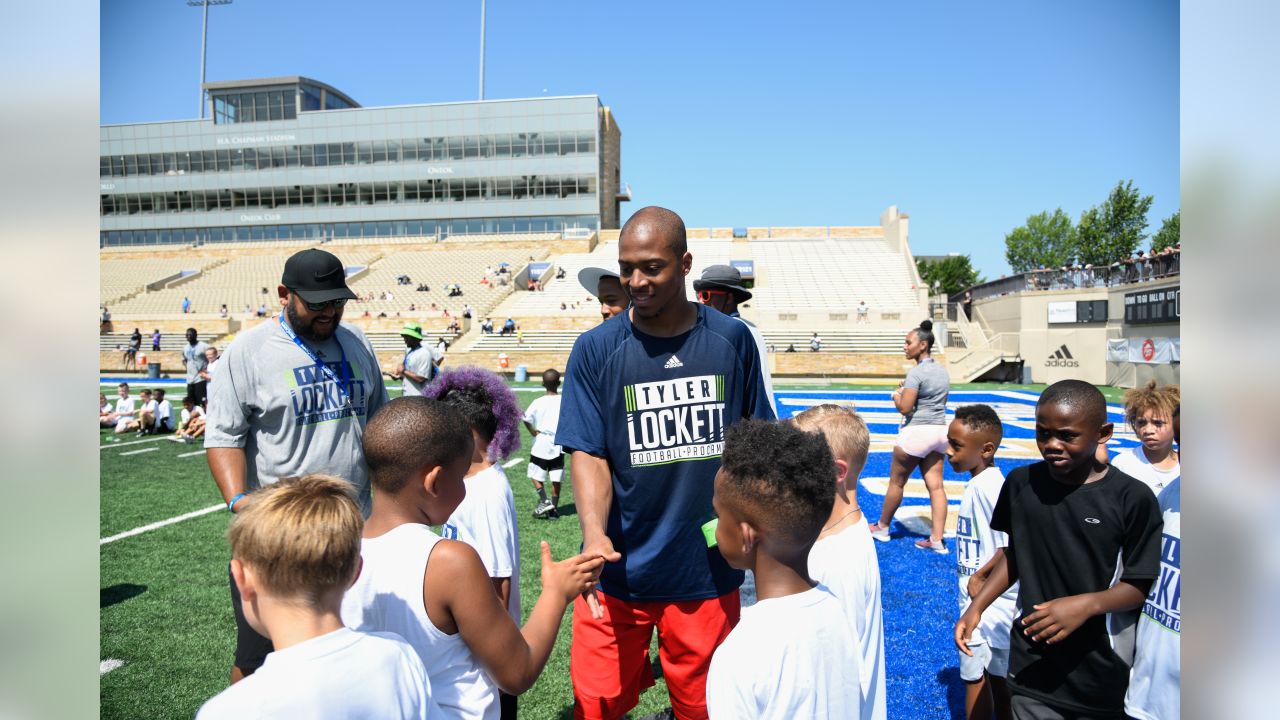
792, 404, 887, 720
946, 405, 1017, 720
119, 389, 155, 434
99, 393, 114, 426
151, 388, 173, 433
706, 419, 861, 720
196, 475, 442, 720
173, 395, 206, 442
104, 383, 135, 430
522, 368, 564, 519
1110, 381, 1179, 495
1125, 405, 1180, 720
343, 397, 602, 720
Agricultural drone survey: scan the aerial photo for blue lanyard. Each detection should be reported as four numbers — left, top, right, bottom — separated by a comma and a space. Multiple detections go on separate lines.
278, 312, 352, 405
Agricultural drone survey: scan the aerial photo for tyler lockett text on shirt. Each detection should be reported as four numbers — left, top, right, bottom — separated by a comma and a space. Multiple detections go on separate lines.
955, 517, 983, 576
288, 361, 368, 426
1142, 532, 1180, 633
625, 374, 726, 467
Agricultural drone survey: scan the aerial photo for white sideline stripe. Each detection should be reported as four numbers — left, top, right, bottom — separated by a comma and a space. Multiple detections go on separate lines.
178, 449, 207, 458
100, 658, 125, 675
119, 447, 158, 457
502, 458, 524, 468
100, 504, 223, 546
100, 435, 169, 450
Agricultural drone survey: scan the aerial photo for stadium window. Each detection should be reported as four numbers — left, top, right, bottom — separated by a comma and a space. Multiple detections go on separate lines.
371, 141, 386, 163
231, 149, 245, 171
177, 153, 191, 174
299, 144, 314, 167
253, 92, 268, 122
354, 142, 370, 164
446, 137, 464, 160
288, 186, 302, 206
465, 178, 481, 200
387, 140, 401, 162
494, 134, 511, 157
283, 90, 297, 120
188, 152, 203, 173
268, 91, 283, 121
544, 132, 560, 156
215, 149, 230, 172
285, 145, 300, 168
400, 140, 415, 161
464, 136, 480, 159
527, 133, 543, 156
302, 85, 321, 112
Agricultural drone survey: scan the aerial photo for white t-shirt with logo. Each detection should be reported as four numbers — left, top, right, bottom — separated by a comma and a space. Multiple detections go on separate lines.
155, 399, 173, 427
522, 394, 563, 460
400, 345, 439, 397
808, 516, 886, 720
1110, 447, 1179, 496
196, 627, 442, 720
707, 585, 861, 720
442, 465, 521, 623
1124, 478, 1180, 720
113, 396, 136, 416
956, 466, 1018, 649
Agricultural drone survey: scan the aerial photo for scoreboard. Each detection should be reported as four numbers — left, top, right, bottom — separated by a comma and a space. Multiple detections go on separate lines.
1124, 286, 1180, 325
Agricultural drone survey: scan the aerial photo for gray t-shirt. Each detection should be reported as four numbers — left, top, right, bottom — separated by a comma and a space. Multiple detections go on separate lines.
184, 341, 210, 384
399, 344, 439, 397
204, 318, 388, 514
902, 358, 950, 427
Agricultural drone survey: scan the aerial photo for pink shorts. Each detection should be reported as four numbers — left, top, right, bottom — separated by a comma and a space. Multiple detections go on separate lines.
896, 423, 949, 458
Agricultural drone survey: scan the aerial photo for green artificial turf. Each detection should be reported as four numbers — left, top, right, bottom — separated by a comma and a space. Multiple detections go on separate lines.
99, 385, 673, 720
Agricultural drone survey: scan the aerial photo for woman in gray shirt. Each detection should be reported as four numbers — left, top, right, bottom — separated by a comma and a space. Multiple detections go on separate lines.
869, 320, 952, 553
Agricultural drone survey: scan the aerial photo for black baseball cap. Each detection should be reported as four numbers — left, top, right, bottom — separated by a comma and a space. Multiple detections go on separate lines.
281, 249, 358, 303
693, 264, 752, 302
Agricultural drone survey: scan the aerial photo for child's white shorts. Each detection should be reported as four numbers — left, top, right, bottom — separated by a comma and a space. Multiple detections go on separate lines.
528, 454, 565, 483
895, 423, 949, 458
959, 639, 1009, 682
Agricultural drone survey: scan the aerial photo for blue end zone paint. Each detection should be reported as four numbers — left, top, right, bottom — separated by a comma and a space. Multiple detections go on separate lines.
770, 389, 1133, 719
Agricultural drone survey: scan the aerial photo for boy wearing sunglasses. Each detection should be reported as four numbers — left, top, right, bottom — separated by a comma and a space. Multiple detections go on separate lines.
204, 247, 389, 686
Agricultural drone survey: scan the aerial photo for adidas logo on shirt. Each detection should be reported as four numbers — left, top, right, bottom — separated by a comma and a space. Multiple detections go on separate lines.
664, 355, 684, 369
1044, 344, 1079, 368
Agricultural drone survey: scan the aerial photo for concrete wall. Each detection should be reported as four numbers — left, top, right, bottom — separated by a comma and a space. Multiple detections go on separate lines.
970, 278, 1179, 386
598, 106, 622, 230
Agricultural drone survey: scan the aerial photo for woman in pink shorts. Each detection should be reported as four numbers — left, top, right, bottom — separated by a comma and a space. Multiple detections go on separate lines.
869, 320, 952, 553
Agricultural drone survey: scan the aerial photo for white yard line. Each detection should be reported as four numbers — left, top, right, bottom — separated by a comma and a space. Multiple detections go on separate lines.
100, 435, 169, 450
100, 504, 223, 546
178, 449, 207, 458
502, 458, 524, 468
100, 659, 125, 675
118, 447, 158, 457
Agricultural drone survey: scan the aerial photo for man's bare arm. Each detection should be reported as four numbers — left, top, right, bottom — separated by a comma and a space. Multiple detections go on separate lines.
207, 447, 249, 511
571, 451, 622, 618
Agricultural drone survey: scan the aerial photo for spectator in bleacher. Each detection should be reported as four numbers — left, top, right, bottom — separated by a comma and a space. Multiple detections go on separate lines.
204, 247, 388, 685
463, 304, 473, 319
152, 328, 162, 352
694, 264, 774, 407
528, 276, 539, 291
555, 266, 566, 280
857, 300, 870, 324
577, 267, 629, 321
182, 328, 211, 407
408, 303, 416, 312
243, 304, 251, 315
480, 276, 492, 288
220, 304, 229, 319
810, 332, 823, 352
436, 336, 449, 357
447, 318, 461, 334
124, 328, 142, 372
786, 343, 797, 352
256, 303, 267, 318
482, 318, 494, 334
502, 318, 516, 335
182, 297, 191, 314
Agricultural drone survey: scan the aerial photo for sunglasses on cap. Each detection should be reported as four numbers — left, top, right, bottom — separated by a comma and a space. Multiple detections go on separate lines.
697, 289, 730, 303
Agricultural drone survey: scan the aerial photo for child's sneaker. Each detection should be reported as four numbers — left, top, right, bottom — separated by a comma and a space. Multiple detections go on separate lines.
914, 538, 948, 554
867, 522, 891, 542
532, 499, 554, 519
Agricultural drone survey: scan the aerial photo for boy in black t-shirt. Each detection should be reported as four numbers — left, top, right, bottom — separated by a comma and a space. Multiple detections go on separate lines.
955, 380, 1162, 719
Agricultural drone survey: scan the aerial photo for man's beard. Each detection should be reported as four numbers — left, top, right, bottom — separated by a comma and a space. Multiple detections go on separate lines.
285, 302, 339, 342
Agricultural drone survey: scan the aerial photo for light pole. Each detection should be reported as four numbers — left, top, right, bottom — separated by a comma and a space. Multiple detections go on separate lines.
188, 0, 233, 119
479, 0, 486, 100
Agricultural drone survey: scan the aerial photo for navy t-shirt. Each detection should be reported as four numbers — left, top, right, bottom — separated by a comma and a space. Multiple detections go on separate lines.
556, 304, 774, 601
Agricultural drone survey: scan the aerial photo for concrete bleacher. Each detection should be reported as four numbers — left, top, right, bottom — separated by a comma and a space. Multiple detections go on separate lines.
761, 329, 913, 354
345, 247, 549, 320
108, 251, 379, 316
101, 257, 222, 305
98, 331, 221, 353
488, 241, 619, 319
749, 237, 923, 318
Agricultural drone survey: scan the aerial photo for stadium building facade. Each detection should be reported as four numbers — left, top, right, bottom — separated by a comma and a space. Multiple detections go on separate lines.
100, 77, 625, 247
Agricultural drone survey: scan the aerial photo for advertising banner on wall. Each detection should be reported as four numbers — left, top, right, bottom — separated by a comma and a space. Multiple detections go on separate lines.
1117, 337, 1179, 364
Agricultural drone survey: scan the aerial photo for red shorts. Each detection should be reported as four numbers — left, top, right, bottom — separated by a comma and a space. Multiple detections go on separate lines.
571, 590, 740, 720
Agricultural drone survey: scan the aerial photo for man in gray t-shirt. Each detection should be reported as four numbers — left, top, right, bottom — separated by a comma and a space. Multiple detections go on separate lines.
204, 248, 389, 682
182, 327, 210, 406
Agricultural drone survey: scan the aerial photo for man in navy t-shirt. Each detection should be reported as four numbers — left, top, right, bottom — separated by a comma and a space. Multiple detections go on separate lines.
557, 207, 773, 720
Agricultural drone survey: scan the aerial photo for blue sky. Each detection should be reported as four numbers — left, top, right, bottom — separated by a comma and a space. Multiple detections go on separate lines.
101, 1, 1178, 278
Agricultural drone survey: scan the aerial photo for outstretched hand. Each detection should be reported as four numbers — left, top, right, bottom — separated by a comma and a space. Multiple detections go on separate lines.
540, 541, 607, 604
578, 536, 622, 619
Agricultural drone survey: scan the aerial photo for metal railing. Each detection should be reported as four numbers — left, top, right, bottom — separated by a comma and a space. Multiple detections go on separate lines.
960, 251, 1180, 302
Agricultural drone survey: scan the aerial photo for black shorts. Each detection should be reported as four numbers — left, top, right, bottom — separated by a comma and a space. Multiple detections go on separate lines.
530, 454, 565, 472
228, 563, 274, 671
188, 381, 208, 406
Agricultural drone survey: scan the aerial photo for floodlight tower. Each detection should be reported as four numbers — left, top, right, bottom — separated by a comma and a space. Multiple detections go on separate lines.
479, 0, 487, 100
188, 0, 234, 119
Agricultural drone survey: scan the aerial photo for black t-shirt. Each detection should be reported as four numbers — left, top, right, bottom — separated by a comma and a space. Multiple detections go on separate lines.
991, 462, 1163, 716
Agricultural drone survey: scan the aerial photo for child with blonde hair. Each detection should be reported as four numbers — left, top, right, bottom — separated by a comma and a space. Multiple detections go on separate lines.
792, 404, 886, 720
1110, 381, 1179, 495
197, 475, 440, 719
